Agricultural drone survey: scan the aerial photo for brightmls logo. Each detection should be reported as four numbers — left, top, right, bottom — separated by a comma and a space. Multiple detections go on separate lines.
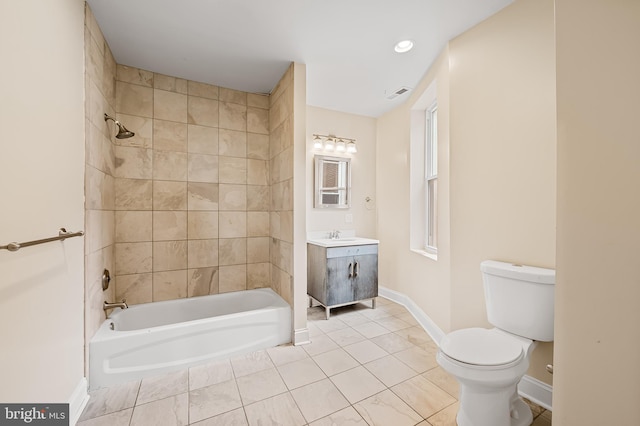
1, 404, 68, 425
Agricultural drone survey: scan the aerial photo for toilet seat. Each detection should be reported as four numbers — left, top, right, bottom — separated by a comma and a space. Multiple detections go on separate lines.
440, 328, 524, 366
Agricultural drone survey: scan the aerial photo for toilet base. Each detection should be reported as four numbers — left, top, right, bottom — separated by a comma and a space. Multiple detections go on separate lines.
456, 384, 533, 426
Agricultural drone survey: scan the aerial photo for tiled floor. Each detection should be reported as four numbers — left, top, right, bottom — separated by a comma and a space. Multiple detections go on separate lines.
78, 297, 552, 426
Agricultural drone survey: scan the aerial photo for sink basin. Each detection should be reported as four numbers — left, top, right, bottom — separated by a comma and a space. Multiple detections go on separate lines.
307, 237, 379, 248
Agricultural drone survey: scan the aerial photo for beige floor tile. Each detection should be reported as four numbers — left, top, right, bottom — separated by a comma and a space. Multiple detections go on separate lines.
364, 355, 418, 387
392, 375, 457, 418
307, 307, 329, 321
236, 367, 288, 405
371, 332, 417, 354
266, 344, 309, 366
377, 303, 410, 316
277, 357, 327, 389
137, 369, 188, 405
375, 316, 413, 332
394, 346, 439, 373
422, 367, 460, 398
532, 409, 552, 426
130, 393, 188, 426
314, 317, 349, 334
189, 358, 234, 390
244, 392, 306, 426
303, 334, 340, 356
343, 339, 389, 364
189, 407, 248, 425
309, 406, 368, 426
230, 349, 275, 378
352, 321, 391, 339
313, 348, 360, 376
394, 312, 420, 326
395, 326, 434, 347
79, 380, 140, 421
337, 312, 371, 327
245, 393, 306, 426
326, 327, 366, 346
358, 306, 394, 321
290, 379, 350, 423
330, 366, 387, 404
189, 379, 242, 423
307, 321, 325, 337
426, 402, 459, 426
354, 389, 423, 426
76, 408, 133, 426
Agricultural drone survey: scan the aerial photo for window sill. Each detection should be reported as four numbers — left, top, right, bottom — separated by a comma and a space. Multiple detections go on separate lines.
410, 248, 438, 261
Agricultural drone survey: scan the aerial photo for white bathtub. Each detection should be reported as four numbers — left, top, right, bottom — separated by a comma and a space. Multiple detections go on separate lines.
89, 288, 291, 390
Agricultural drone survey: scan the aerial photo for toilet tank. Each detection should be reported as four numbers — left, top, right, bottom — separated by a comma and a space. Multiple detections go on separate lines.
481, 260, 555, 342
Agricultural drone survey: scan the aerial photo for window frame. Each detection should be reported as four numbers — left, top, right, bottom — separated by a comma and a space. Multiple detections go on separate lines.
424, 102, 438, 254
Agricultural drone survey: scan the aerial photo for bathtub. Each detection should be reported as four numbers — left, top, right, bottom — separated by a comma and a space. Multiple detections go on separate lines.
89, 288, 291, 390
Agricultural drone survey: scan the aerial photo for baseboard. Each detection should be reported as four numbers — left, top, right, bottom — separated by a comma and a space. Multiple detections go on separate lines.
378, 285, 553, 411
518, 374, 553, 411
293, 327, 310, 346
68, 377, 90, 426
378, 286, 445, 344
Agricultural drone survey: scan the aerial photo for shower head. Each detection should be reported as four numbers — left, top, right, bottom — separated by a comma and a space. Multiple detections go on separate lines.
104, 114, 135, 139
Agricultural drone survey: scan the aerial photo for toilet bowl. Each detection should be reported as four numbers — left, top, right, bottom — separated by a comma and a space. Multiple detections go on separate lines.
437, 328, 536, 426
436, 261, 555, 426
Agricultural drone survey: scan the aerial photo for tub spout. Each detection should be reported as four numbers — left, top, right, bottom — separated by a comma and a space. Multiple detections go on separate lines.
104, 299, 128, 314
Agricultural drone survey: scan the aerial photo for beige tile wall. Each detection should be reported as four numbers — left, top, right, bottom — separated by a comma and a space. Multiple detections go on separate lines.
84, 4, 117, 370
269, 65, 295, 306
113, 65, 272, 304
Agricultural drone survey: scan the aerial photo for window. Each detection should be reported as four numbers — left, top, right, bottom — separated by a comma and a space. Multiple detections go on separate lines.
425, 103, 438, 252
409, 80, 437, 259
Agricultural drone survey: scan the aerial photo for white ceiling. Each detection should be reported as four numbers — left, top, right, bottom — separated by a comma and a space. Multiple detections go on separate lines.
87, 0, 514, 117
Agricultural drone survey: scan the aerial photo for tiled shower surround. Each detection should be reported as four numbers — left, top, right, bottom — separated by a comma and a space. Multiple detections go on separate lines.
83, 5, 296, 360
112, 65, 272, 305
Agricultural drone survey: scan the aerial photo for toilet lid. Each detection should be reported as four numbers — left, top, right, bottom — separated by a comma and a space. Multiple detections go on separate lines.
440, 328, 524, 366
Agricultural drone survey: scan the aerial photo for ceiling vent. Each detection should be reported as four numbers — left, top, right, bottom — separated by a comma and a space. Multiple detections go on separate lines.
386, 86, 411, 100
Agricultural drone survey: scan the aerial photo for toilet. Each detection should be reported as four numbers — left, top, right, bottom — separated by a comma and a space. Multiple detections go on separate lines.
436, 260, 555, 426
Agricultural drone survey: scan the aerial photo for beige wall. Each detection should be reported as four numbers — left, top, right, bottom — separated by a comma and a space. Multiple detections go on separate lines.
0, 0, 85, 403
307, 107, 377, 238
554, 0, 640, 423
377, 0, 556, 385
448, 0, 556, 382
377, 49, 453, 332
84, 4, 117, 370
111, 66, 272, 306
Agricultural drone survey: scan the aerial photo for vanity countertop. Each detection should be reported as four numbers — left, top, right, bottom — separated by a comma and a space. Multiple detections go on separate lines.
307, 237, 380, 248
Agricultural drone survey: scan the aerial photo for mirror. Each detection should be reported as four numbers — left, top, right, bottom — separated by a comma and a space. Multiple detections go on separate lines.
314, 155, 351, 209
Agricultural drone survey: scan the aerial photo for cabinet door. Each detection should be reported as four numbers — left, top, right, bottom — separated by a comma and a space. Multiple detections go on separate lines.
352, 253, 378, 300
326, 256, 355, 305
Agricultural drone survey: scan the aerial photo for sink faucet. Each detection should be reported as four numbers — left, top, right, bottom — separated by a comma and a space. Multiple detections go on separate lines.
104, 299, 128, 315
328, 230, 341, 239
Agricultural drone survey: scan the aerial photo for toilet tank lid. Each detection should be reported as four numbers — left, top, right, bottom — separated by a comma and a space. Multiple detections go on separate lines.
480, 260, 555, 285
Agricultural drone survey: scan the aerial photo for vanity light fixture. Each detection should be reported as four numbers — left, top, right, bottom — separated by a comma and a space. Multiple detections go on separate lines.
394, 39, 414, 53
312, 134, 358, 154
313, 135, 323, 149
324, 136, 335, 151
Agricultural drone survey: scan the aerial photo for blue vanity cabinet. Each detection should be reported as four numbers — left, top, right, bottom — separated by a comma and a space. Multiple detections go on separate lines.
307, 243, 378, 319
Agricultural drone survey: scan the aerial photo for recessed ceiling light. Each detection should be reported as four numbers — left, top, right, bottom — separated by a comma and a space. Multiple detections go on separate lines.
394, 40, 414, 53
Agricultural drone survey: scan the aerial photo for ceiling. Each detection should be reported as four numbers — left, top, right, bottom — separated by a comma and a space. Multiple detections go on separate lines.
87, 0, 514, 118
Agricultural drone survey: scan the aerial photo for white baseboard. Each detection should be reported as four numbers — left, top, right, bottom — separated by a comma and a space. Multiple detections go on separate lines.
518, 374, 553, 411
293, 327, 310, 346
68, 377, 90, 426
378, 286, 445, 345
378, 285, 552, 411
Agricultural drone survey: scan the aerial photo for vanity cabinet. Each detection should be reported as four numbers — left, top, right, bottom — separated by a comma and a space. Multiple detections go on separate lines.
307, 243, 378, 319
